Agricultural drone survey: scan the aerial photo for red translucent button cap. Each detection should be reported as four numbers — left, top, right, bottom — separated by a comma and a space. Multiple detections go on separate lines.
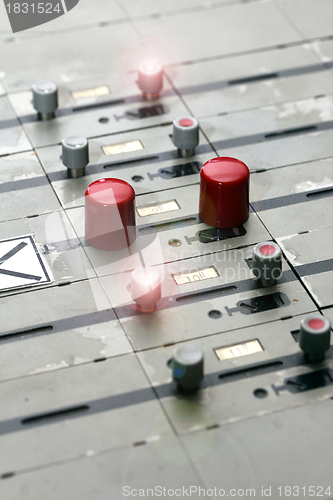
199, 157, 250, 228
85, 178, 136, 250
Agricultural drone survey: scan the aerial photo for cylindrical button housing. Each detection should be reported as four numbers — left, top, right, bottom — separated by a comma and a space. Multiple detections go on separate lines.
252, 242, 282, 287
62, 136, 89, 178
131, 267, 162, 312
172, 117, 199, 156
199, 157, 250, 228
32, 80, 58, 115
170, 345, 204, 393
85, 178, 136, 251
137, 61, 163, 96
299, 315, 331, 363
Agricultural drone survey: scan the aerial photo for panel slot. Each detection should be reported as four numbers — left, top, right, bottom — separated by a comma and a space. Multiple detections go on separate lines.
21, 405, 90, 425
306, 187, 333, 199
265, 125, 317, 139
218, 361, 283, 379
176, 285, 237, 304
72, 98, 125, 112
138, 216, 199, 235
228, 72, 279, 85
0, 325, 54, 341
103, 156, 159, 169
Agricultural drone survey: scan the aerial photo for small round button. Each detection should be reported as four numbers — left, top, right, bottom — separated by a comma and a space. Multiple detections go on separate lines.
199, 157, 250, 228
169, 345, 204, 393
85, 178, 136, 250
299, 314, 331, 363
137, 60, 163, 97
131, 267, 162, 312
32, 80, 58, 119
62, 136, 89, 178
172, 117, 199, 157
252, 241, 282, 287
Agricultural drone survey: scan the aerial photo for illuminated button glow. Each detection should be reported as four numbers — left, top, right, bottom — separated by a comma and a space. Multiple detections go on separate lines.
131, 267, 162, 312
259, 244, 276, 256
137, 61, 163, 95
179, 119, 193, 127
308, 318, 326, 330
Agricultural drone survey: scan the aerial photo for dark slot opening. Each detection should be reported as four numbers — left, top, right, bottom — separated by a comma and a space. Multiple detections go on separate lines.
103, 156, 159, 169
1, 472, 15, 479
72, 98, 126, 112
176, 285, 237, 304
218, 361, 283, 379
228, 72, 279, 85
265, 125, 317, 139
21, 405, 90, 425
138, 217, 198, 234
0, 325, 54, 341
133, 440, 147, 447
306, 187, 333, 199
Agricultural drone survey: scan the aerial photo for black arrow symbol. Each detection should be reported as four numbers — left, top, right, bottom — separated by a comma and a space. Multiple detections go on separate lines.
0, 241, 42, 281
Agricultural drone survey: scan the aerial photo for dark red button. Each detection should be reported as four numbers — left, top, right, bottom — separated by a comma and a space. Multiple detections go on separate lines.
199, 157, 250, 228
85, 178, 136, 250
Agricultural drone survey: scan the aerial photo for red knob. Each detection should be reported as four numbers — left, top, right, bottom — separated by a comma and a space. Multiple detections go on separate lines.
199, 157, 250, 228
85, 178, 136, 250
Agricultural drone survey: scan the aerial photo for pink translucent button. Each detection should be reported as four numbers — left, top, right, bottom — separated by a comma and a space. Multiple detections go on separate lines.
85, 178, 136, 250
131, 267, 162, 312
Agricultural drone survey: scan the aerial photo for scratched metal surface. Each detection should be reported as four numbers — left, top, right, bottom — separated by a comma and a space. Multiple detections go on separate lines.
0, 0, 333, 498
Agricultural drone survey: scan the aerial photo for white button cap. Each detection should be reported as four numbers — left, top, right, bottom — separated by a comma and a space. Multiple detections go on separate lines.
131, 267, 162, 312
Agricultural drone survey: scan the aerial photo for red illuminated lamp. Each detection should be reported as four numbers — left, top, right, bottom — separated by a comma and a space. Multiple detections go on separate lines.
137, 60, 163, 98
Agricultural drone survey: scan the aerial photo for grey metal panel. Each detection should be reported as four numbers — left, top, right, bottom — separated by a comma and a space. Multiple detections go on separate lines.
121, 0, 234, 17
180, 399, 333, 494
0, 152, 61, 222
67, 205, 269, 277
36, 126, 214, 207
250, 157, 333, 202
277, 0, 333, 39
0, 97, 31, 155
8, 92, 189, 148
0, 354, 173, 473
0, 278, 132, 381
0, 434, 200, 500
132, 1, 302, 63
0, 211, 96, 293
0, 0, 126, 37
101, 245, 316, 350
277, 228, 333, 308
257, 196, 333, 238
166, 45, 333, 116
0, 24, 140, 91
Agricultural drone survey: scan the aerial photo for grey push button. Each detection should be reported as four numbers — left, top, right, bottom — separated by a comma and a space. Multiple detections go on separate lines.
62, 136, 89, 178
32, 80, 58, 120
252, 241, 282, 287
299, 315, 331, 363
169, 345, 204, 393
137, 61, 163, 99
172, 117, 199, 157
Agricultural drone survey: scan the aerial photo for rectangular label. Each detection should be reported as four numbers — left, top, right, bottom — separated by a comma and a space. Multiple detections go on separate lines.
214, 339, 263, 361
173, 266, 219, 285
102, 140, 144, 156
71, 85, 110, 100
136, 200, 180, 217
